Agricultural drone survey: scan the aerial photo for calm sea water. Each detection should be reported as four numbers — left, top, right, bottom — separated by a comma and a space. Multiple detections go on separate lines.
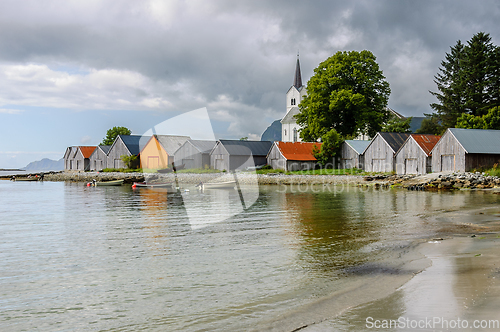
1, 181, 498, 331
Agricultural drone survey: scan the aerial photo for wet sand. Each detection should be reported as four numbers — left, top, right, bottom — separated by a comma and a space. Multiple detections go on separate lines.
298, 205, 500, 331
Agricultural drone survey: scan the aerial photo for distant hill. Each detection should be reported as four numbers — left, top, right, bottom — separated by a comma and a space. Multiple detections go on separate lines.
409, 117, 426, 133
261, 119, 281, 142
24, 158, 64, 171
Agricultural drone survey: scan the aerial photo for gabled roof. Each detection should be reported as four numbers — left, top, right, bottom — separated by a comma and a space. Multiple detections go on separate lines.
281, 106, 300, 123
64, 146, 75, 159
155, 135, 191, 155
79, 146, 97, 159
448, 128, 500, 154
99, 145, 111, 155
217, 140, 273, 156
344, 140, 371, 154
377, 132, 411, 153
184, 140, 217, 154
274, 141, 321, 161
90, 145, 111, 158
117, 135, 143, 155
410, 134, 441, 156
71, 146, 79, 158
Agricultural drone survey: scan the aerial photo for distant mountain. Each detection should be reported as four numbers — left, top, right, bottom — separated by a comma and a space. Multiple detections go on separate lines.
261, 119, 281, 142
409, 116, 426, 133
24, 158, 64, 171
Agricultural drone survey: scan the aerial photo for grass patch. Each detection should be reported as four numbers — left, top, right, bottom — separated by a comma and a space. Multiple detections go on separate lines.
256, 168, 365, 175
256, 168, 286, 175
177, 168, 221, 174
101, 168, 143, 173
471, 163, 500, 177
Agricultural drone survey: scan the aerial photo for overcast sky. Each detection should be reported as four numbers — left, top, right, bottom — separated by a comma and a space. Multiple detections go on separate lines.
1, 0, 500, 168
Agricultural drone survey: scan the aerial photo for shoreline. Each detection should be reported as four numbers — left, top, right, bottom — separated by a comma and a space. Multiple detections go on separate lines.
2, 170, 499, 191
286, 204, 500, 331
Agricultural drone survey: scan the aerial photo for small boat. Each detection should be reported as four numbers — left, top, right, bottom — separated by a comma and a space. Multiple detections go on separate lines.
87, 179, 124, 187
198, 180, 237, 190
157, 164, 185, 174
13, 177, 39, 182
132, 182, 173, 189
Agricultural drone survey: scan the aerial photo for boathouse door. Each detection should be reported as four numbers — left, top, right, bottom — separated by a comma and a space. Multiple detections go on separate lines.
405, 158, 418, 174
441, 155, 455, 172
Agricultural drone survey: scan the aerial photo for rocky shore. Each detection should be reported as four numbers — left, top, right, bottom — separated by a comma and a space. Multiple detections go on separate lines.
3, 170, 499, 190
383, 171, 500, 190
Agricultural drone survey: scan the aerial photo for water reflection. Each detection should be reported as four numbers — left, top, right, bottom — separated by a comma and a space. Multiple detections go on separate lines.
4, 181, 499, 331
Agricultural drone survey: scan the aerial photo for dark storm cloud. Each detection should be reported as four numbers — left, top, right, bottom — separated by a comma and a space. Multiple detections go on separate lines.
1, 0, 500, 136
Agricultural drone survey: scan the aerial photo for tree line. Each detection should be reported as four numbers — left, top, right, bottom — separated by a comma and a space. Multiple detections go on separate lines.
295, 31, 500, 164
420, 32, 500, 134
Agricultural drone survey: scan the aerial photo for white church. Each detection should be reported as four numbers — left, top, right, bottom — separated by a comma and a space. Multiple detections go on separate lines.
280, 56, 404, 142
281, 56, 307, 142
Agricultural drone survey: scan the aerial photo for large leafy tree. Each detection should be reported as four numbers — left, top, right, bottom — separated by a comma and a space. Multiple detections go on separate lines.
430, 32, 500, 128
101, 126, 132, 145
295, 50, 391, 141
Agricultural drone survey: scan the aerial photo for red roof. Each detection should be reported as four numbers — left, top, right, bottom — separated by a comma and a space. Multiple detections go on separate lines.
79, 146, 97, 158
276, 141, 322, 161
411, 134, 441, 156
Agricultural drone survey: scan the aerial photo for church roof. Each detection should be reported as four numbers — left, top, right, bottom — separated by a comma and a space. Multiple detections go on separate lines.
293, 56, 303, 89
281, 106, 300, 124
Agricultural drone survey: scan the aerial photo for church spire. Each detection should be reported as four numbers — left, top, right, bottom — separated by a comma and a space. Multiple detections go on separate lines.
293, 52, 302, 89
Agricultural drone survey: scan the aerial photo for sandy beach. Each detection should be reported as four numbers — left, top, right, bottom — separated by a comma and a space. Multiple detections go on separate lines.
291, 204, 500, 331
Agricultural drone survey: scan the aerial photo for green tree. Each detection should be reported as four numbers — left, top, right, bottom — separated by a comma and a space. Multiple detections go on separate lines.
456, 113, 486, 129
382, 116, 413, 133
430, 40, 467, 128
102, 126, 132, 145
430, 32, 500, 128
312, 129, 343, 166
295, 50, 391, 141
456, 106, 500, 130
120, 155, 138, 169
415, 115, 444, 135
463, 32, 496, 117
483, 106, 500, 129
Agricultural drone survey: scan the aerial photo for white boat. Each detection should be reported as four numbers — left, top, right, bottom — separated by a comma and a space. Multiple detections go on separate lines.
199, 180, 237, 190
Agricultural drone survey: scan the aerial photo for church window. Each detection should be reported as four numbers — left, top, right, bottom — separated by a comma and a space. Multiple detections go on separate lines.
291, 98, 296, 106
293, 128, 297, 142
284, 129, 287, 136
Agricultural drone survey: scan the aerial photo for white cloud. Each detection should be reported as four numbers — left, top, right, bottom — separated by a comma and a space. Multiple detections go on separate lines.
80, 135, 92, 144
208, 95, 274, 138
0, 108, 23, 114
0, 63, 192, 112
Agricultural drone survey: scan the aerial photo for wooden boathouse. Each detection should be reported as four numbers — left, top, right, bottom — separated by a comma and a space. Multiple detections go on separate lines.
174, 140, 216, 169
395, 134, 440, 175
107, 135, 143, 169
210, 140, 273, 171
89, 145, 111, 171
431, 128, 500, 172
363, 132, 410, 172
340, 140, 370, 169
140, 135, 190, 170
267, 141, 321, 171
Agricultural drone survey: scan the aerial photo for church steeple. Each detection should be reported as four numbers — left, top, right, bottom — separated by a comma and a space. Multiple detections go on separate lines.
293, 53, 302, 89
